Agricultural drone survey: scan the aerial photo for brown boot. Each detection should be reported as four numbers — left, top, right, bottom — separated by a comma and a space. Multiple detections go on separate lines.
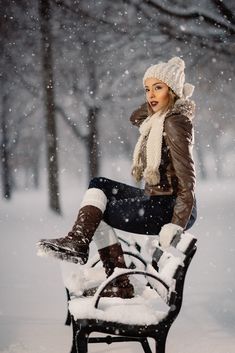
98, 243, 134, 299
37, 205, 103, 264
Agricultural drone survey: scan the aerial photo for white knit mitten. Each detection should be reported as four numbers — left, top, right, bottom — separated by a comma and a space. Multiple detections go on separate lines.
159, 223, 183, 249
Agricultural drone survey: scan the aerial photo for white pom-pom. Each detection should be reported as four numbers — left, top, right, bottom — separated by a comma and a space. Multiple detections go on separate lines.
131, 165, 143, 182
168, 57, 185, 69
183, 82, 194, 99
143, 167, 160, 185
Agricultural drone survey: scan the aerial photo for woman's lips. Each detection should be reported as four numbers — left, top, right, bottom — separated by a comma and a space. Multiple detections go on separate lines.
150, 101, 158, 107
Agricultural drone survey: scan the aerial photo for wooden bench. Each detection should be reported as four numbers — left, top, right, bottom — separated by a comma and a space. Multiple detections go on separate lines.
61, 232, 197, 353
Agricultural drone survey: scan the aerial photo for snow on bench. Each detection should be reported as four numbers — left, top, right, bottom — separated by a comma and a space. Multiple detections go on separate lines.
60, 232, 197, 353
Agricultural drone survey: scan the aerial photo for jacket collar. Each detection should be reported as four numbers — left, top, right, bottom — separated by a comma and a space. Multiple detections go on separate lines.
166, 98, 195, 121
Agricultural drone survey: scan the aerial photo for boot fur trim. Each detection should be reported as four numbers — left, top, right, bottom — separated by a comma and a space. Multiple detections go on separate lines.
80, 188, 107, 212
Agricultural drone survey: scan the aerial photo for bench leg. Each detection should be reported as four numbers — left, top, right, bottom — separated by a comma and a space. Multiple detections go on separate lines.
75, 328, 89, 353
69, 317, 78, 353
155, 337, 166, 353
140, 338, 153, 353
69, 341, 77, 353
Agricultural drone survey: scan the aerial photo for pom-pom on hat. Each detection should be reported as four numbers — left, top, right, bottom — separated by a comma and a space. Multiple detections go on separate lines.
143, 57, 194, 99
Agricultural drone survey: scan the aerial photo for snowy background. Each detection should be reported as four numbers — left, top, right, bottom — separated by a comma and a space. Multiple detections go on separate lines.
1, 0, 235, 352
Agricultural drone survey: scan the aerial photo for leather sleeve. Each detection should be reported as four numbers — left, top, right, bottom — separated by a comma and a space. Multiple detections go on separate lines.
130, 102, 148, 127
164, 114, 196, 229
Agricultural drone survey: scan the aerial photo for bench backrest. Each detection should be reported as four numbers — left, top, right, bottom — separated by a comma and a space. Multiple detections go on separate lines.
147, 232, 197, 306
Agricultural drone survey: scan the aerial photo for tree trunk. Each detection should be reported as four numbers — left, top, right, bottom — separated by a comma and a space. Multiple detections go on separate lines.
211, 137, 223, 179
39, 0, 61, 214
32, 154, 40, 189
87, 106, 100, 179
195, 135, 207, 180
83, 40, 100, 180
0, 93, 11, 199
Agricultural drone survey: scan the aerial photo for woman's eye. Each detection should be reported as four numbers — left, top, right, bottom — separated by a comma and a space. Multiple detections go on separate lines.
155, 85, 162, 90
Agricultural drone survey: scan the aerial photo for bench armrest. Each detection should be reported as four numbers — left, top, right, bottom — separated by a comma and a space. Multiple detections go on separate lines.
93, 269, 170, 309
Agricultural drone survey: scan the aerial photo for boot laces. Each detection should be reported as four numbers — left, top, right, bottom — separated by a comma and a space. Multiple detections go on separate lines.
67, 223, 87, 243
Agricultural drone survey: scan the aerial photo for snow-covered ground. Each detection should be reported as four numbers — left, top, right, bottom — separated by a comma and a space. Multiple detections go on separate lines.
1, 177, 235, 353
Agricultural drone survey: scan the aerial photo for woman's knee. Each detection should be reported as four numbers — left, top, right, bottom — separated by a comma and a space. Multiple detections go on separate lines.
88, 177, 107, 190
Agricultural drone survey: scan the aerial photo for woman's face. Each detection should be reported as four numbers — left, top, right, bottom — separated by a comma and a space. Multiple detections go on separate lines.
144, 78, 170, 113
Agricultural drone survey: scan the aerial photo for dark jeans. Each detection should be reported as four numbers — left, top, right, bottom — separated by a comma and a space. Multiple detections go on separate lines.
89, 177, 197, 235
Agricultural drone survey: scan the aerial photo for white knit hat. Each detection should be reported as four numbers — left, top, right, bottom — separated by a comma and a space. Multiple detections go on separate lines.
143, 57, 194, 99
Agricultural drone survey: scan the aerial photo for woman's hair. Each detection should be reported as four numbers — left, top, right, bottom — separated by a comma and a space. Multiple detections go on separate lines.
147, 88, 178, 116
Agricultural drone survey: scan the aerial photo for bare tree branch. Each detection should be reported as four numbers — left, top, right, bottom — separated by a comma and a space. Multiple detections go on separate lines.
211, 0, 235, 25
161, 21, 234, 57
2, 50, 41, 98
56, 105, 87, 141
142, 0, 235, 33
52, 0, 128, 34
8, 104, 39, 152
123, 0, 234, 56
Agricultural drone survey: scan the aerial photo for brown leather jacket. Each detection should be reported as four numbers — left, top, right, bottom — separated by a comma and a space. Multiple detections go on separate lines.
130, 100, 196, 229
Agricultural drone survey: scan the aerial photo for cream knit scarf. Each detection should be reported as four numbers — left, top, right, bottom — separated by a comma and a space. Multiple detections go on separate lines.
131, 110, 167, 185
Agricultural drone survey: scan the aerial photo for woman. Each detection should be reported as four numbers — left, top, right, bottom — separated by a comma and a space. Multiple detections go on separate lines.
37, 57, 197, 299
